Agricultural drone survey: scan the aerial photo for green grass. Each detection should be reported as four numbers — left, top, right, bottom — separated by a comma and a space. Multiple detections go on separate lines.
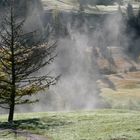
1, 110, 140, 140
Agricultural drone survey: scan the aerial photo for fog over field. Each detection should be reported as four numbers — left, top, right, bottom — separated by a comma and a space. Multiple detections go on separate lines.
0, 0, 139, 114
14, 9, 129, 113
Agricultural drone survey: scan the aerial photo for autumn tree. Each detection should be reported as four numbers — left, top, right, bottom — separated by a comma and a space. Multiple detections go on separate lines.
0, 0, 57, 123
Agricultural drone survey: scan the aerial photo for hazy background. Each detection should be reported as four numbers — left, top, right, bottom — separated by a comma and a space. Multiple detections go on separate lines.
0, 0, 137, 113
14, 8, 128, 113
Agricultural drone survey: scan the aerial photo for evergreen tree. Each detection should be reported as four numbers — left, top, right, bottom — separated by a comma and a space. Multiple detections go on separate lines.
0, 0, 57, 123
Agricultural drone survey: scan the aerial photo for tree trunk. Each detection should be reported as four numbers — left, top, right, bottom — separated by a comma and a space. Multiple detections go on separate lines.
8, 98, 15, 123
8, 107, 14, 123
8, 1, 16, 123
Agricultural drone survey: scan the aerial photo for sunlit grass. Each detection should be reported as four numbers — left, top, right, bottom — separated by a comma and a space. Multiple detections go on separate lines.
100, 71, 140, 109
1, 110, 140, 140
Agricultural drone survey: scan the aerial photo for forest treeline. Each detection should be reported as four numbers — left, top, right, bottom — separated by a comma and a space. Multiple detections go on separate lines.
126, 3, 140, 58
0, 0, 43, 17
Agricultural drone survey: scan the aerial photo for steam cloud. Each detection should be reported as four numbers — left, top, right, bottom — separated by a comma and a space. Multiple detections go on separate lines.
0, 3, 130, 113
21, 9, 127, 112
46, 11, 127, 111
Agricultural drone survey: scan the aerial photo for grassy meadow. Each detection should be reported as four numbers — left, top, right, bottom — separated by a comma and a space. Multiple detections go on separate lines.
1, 110, 140, 140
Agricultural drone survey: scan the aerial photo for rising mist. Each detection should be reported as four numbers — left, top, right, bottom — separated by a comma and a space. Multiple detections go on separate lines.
0, 0, 137, 114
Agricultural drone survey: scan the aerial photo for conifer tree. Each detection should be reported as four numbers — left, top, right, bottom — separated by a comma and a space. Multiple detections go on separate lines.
0, 0, 57, 123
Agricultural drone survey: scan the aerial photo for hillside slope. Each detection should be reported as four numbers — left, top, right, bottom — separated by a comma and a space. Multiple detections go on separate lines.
41, 0, 140, 13
98, 71, 140, 109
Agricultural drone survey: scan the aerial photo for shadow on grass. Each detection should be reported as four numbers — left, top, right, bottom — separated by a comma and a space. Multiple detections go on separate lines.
0, 117, 72, 131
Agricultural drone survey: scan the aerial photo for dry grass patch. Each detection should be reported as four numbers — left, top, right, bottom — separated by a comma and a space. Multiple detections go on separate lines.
100, 71, 140, 109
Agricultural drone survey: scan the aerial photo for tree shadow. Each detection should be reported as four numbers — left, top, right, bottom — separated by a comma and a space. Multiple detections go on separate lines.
0, 117, 72, 131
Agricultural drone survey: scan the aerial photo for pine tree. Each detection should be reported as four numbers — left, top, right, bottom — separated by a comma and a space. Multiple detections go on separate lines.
0, 0, 57, 123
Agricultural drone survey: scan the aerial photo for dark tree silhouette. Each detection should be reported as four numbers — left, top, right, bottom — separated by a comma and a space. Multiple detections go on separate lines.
0, 0, 57, 123
126, 3, 140, 56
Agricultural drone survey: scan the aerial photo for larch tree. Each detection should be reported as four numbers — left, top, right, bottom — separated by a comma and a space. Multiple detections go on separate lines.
0, 0, 57, 123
